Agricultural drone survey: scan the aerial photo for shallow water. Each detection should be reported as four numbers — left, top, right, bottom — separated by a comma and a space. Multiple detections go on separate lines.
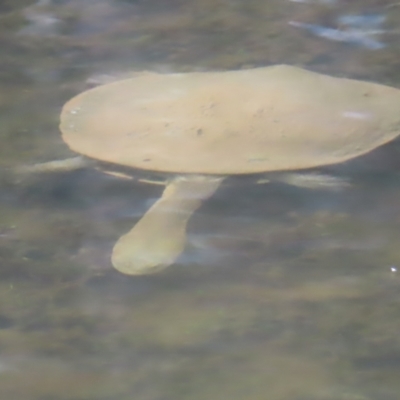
1, 0, 400, 399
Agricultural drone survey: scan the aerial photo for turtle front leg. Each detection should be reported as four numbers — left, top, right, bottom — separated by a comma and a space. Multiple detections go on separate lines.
111, 175, 223, 275
263, 171, 351, 190
14, 156, 94, 175
6, 156, 95, 185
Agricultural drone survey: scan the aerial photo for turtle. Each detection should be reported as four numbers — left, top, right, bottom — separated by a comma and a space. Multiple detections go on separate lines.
22, 65, 400, 275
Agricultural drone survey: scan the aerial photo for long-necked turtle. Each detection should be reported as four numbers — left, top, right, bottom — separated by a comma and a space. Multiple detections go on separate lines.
44, 65, 400, 274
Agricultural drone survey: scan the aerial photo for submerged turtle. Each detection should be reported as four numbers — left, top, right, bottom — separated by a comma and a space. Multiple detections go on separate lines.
28, 65, 400, 274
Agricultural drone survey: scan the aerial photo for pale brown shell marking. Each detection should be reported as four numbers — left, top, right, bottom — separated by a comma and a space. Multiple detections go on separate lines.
60, 65, 400, 175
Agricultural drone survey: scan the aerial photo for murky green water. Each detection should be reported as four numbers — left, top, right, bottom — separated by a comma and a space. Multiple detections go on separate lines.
1, 0, 400, 399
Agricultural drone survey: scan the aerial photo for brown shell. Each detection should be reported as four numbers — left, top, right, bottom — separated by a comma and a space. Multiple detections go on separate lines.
60, 65, 400, 175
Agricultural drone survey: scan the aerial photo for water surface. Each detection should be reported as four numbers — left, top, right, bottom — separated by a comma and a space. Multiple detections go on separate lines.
1, 1, 400, 399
